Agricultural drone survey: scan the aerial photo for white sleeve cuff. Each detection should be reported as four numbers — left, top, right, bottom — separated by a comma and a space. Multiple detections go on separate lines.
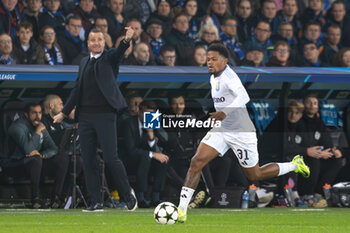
149, 151, 154, 159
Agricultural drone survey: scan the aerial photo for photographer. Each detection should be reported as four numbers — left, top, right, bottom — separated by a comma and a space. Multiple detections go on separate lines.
3, 103, 67, 208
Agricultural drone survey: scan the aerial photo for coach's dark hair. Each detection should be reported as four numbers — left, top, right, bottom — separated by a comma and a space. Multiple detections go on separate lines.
139, 100, 157, 110
168, 92, 186, 105
208, 43, 229, 59
24, 102, 41, 114
304, 93, 319, 102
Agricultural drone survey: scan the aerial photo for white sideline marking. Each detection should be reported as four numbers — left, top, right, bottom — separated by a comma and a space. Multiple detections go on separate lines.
291, 209, 326, 212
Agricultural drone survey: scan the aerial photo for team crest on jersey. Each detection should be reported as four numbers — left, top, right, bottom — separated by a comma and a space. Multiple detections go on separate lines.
216, 82, 220, 91
295, 135, 302, 144
314, 131, 321, 140
204, 134, 211, 140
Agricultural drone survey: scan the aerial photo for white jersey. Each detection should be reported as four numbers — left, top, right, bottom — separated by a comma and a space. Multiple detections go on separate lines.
210, 65, 255, 132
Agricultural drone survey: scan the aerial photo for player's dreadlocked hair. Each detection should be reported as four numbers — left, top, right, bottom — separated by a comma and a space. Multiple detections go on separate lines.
208, 43, 229, 59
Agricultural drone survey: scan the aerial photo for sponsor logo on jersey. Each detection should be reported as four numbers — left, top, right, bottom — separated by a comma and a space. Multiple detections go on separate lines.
213, 97, 225, 103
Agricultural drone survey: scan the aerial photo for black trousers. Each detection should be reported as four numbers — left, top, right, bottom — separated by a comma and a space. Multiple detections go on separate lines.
298, 156, 343, 196
78, 112, 131, 204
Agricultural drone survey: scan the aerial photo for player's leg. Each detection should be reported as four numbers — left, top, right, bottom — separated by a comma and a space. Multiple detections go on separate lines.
178, 143, 219, 218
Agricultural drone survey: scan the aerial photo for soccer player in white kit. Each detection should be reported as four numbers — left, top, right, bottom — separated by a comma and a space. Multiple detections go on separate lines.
177, 43, 310, 223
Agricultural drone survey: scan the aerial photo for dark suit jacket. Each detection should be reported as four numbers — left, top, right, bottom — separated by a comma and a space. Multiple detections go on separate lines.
62, 41, 129, 120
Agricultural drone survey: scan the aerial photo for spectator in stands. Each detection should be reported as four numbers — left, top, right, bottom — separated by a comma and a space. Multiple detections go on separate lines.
276, 0, 302, 36
12, 21, 45, 64
0, 33, 15, 64
256, 0, 279, 35
99, 0, 125, 44
3, 103, 68, 209
39, 26, 64, 65
297, 93, 343, 204
23, 0, 42, 40
157, 44, 176, 66
70, 0, 97, 41
326, 0, 350, 47
124, 0, 156, 24
195, 22, 220, 50
146, 18, 165, 60
243, 21, 274, 64
267, 40, 292, 66
220, 17, 244, 66
235, 0, 255, 43
0, 0, 24, 38
240, 46, 264, 67
272, 22, 298, 63
38, 0, 65, 32
320, 24, 342, 66
149, 0, 172, 37
183, 0, 200, 39
57, 15, 85, 65
120, 100, 169, 208
334, 47, 350, 67
203, 0, 232, 32
299, 22, 323, 52
42, 94, 82, 208
191, 45, 207, 66
300, 0, 326, 28
123, 42, 156, 65
93, 17, 113, 49
166, 13, 195, 65
115, 35, 133, 61
297, 41, 327, 66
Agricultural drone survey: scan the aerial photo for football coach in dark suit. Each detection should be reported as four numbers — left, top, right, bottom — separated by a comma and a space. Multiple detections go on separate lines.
53, 27, 137, 212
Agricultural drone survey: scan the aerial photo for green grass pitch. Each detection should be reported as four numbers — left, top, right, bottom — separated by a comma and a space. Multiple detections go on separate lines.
0, 208, 349, 233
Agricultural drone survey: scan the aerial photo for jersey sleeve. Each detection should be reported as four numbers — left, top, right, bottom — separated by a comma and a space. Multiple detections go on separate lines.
221, 74, 250, 116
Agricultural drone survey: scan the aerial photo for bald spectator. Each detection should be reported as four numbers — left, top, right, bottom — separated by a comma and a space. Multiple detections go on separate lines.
0, 0, 24, 38
38, 0, 65, 32
243, 21, 274, 64
0, 33, 15, 64
240, 47, 264, 67
12, 21, 45, 64
320, 24, 342, 66
166, 13, 195, 66
123, 42, 156, 66
23, 0, 43, 40
157, 44, 176, 66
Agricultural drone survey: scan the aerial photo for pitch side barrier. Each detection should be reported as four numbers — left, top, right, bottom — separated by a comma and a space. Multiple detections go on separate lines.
1, 65, 350, 82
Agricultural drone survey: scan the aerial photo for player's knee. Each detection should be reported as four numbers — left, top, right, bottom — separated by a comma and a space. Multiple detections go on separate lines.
190, 156, 206, 172
245, 170, 261, 181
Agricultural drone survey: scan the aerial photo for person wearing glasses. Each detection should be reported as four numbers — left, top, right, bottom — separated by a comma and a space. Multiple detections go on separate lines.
0, 33, 15, 64
195, 22, 220, 50
243, 21, 274, 64
297, 41, 327, 67
157, 44, 176, 66
57, 15, 86, 65
39, 26, 64, 65
267, 40, 292, 66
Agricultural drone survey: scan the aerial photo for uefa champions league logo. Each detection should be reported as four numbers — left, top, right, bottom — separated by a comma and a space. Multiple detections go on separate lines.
218, 192, 229, 206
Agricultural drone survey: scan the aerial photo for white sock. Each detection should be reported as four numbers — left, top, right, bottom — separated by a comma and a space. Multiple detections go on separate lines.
277, 162, 298, 176
178, 186, 195, 213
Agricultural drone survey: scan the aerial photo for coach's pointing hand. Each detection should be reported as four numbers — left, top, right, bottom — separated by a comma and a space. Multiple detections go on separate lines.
124, 27, 134, 42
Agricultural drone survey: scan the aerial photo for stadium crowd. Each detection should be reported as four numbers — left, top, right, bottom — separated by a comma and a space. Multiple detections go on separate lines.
0, 0, 350, 209
1, 0, 350, 67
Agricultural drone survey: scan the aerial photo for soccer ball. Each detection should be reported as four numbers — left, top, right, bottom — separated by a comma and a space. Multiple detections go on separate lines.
153, 202, 178, 225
